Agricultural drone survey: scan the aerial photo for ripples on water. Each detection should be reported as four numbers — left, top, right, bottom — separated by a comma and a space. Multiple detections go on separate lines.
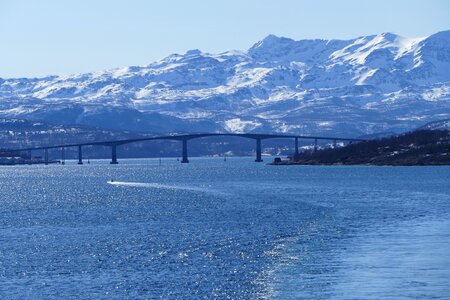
0, 158, 449, 299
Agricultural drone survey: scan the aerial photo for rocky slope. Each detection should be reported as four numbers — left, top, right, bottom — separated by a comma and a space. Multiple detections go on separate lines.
1, 31, 450, 137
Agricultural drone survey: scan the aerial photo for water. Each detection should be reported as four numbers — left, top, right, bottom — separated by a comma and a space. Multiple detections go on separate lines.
0, 158, 449, 299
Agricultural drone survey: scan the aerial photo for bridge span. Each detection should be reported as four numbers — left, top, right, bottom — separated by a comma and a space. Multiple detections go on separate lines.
14, 133, 367, 164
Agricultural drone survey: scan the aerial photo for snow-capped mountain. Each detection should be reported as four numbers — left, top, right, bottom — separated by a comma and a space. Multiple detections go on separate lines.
1, 31, 450, 137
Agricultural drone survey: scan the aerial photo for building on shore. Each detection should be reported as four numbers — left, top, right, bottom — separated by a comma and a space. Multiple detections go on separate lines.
0, 149, 48, 165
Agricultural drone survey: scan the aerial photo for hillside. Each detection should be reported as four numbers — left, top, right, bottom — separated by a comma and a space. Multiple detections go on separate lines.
419, 118, 450, 131
290, 130, 450, 166
0, 31, 449, 137
0, 118, 141, 149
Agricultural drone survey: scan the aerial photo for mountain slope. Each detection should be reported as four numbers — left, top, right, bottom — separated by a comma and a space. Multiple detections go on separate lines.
1, 31, 450, 136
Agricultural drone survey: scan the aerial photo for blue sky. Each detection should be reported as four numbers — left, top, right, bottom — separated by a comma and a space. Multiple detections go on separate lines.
1, 0, 449, 78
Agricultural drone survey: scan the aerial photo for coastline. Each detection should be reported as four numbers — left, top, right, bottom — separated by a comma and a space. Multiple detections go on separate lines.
270, 160, 450, 166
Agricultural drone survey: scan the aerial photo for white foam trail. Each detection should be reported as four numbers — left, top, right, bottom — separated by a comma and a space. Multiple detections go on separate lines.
107, 181, 216, 193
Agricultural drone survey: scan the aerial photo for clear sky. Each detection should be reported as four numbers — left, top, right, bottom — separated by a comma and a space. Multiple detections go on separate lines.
1, 0, 449, 78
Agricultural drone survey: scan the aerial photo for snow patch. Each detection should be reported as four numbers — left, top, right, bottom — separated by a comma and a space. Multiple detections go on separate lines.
224, 118, 262, 133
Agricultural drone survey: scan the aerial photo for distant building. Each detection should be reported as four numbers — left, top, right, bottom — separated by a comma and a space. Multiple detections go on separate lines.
0, 149, 41, 165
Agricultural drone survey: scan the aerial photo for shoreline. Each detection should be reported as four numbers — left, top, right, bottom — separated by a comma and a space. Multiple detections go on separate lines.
269, 159, 450, 167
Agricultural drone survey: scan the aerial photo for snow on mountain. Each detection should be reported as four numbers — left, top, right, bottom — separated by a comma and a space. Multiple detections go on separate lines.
0, 31, 449, 137
418, 118, 450, 131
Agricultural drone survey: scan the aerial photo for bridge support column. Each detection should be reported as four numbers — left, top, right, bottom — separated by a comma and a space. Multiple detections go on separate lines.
110, 144, 118, 164
181, 139, 189, 163
255, 138, 263, 162
314, 138, 318, 152
294, 137, 299, 156
61, 147, 65, 165
78, 145, 83, 165
44, 149, 49, 165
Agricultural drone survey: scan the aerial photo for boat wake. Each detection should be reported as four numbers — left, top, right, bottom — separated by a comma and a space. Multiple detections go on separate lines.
107, 181, 222, 194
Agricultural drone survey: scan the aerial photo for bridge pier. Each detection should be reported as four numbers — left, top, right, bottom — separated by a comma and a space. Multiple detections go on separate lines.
333, 139, 337, 148
110, 144, 118, 164
61, 147, 65, 165
294, 137, 299, 156
314, 138, 318, 152
78, 145, 83, 165
44, 149, 49, 165
181, 139, 189, 163
255, 138, 263, 162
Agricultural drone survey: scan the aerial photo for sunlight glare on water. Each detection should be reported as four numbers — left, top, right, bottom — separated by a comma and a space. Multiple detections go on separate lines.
0, 158, 449, 299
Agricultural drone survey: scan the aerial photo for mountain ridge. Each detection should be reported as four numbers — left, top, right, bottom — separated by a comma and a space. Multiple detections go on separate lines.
0, 31, 449, 136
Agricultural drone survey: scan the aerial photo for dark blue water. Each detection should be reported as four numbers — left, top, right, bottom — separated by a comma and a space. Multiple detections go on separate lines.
0, 158, 449, 299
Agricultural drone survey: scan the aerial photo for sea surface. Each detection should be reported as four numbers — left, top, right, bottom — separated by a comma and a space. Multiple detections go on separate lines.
0, 157, 449, 299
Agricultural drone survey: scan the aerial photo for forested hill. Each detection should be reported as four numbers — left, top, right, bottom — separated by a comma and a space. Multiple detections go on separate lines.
292, 130, 450, 166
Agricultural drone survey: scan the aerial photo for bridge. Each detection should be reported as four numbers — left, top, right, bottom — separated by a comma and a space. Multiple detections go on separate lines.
13, 133, 366, 164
